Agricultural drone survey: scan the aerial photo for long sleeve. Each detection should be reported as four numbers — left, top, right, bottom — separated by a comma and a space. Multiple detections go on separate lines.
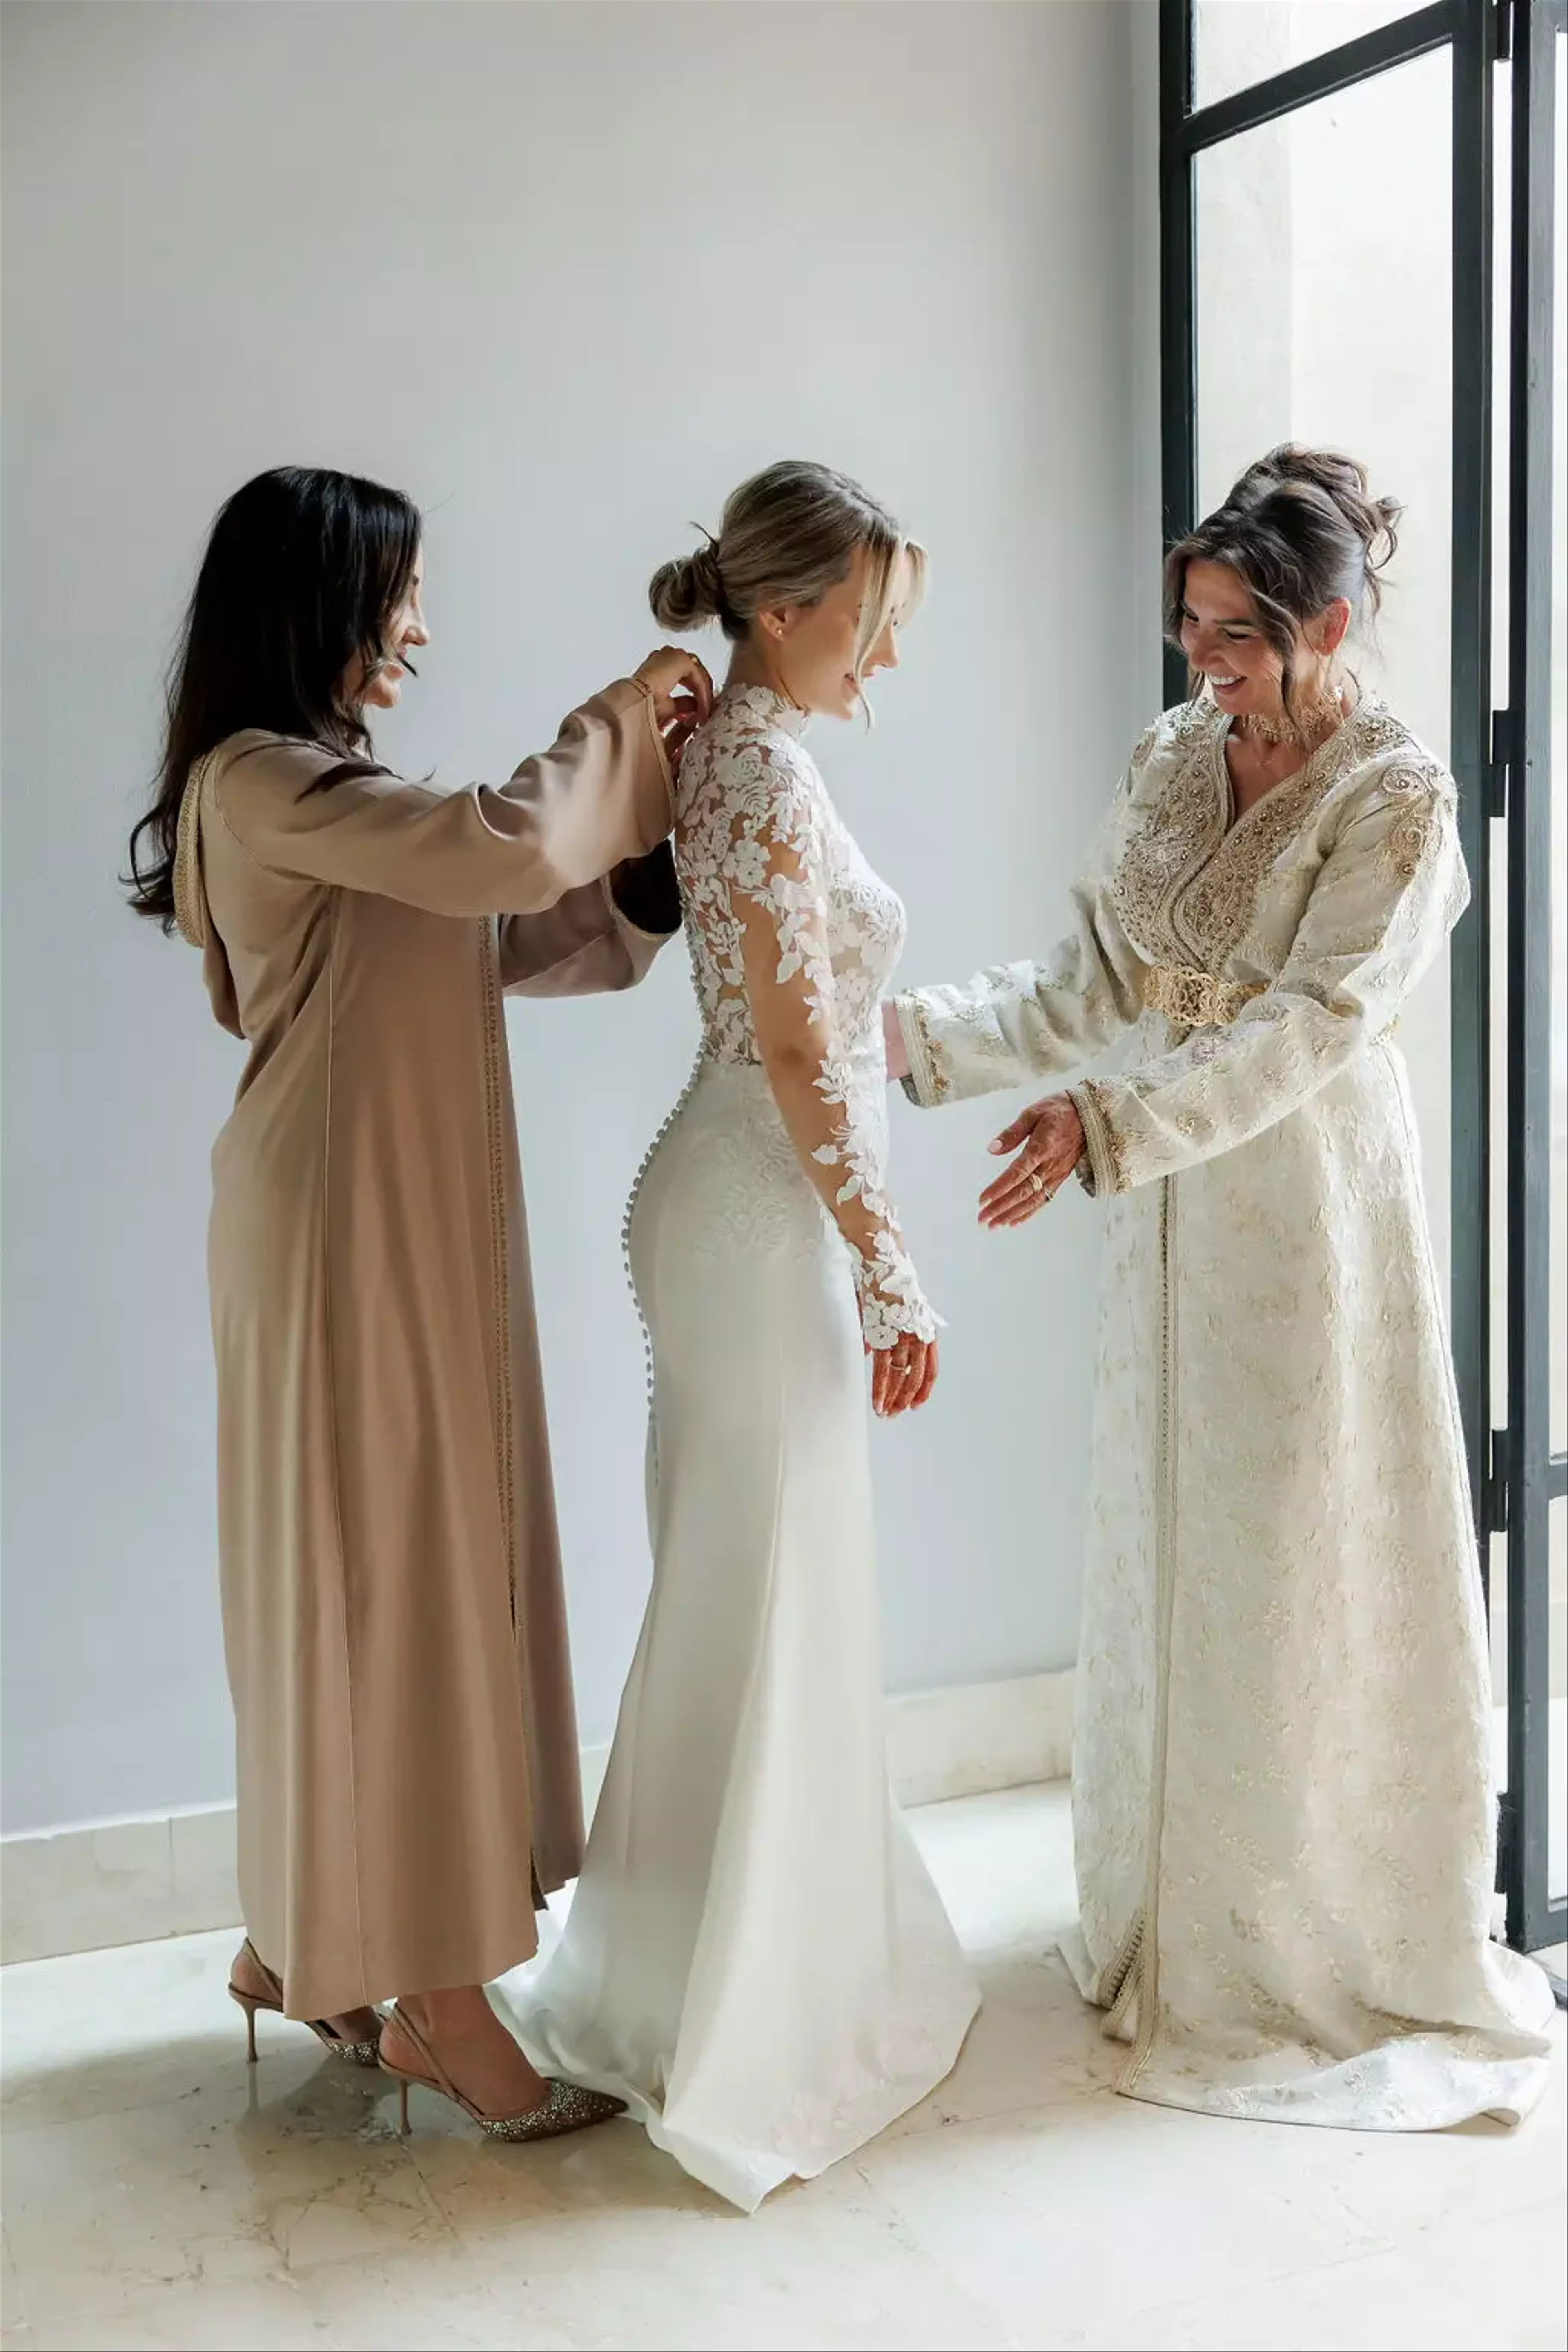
894, 754, 1149, 1108
212, 680, 673, 919
499, 850, 681, 999
724, 756, 936, 1349
1068, 767, 1467, 1196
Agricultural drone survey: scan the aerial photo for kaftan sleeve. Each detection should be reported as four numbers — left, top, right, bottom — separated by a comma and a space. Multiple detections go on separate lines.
1067, 765, 1467, 1197
726, 751, 936, 1349
212, 679, 673, 919
893, 742, 1152, 1107
499, 847, 681, 998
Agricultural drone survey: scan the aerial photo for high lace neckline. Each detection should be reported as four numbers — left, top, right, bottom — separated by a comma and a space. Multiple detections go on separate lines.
715, 680, 812, 740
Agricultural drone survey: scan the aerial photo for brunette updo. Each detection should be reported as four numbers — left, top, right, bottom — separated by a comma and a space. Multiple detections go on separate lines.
1165, 444, 1402, 718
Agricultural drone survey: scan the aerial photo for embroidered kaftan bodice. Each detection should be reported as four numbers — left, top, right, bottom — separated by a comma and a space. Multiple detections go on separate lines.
675, 683, 934, 1348
895, 695, 1467, 1197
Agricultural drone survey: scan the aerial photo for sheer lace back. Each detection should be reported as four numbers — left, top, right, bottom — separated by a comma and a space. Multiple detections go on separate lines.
675, 684, 935, 1348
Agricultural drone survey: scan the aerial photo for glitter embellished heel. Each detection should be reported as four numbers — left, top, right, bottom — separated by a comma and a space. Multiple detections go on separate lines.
377, 2003, 625, 2143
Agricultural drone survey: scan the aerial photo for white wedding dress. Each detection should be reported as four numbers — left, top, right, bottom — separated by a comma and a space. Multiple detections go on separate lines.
509, 682, 979, 2210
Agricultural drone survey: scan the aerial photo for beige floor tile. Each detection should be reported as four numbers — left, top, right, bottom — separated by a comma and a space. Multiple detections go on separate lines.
292, 2242, 579, 2351
0, 1929, 261, 2132
1, 2065, 450, 2325
433, 2160, 1016, 2350
1033, 2196, 1568, 2352
2, 1783, 1562, 2352
887, 1948, 1122, 2137
400, 2094, 1010, 2348
851, 2090, 1384, 2345
19, 2276, 333, 2352
2, 2225, 26, 2330
907, 1784, 1079, 1964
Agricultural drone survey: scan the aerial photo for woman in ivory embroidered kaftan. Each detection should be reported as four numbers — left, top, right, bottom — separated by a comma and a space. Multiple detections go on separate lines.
512, 463, 978, 2211
890, 449, 1556, 2129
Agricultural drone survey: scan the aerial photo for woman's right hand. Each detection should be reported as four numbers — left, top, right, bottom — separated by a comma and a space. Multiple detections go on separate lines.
635, 646, 714, 736
871, 1332, 939, 1419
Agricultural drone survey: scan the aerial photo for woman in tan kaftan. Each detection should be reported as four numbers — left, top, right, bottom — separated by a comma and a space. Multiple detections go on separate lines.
129, 467, 708, 2133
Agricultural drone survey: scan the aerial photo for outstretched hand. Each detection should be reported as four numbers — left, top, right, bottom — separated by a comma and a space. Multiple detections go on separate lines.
978, 1093, 1086, 1229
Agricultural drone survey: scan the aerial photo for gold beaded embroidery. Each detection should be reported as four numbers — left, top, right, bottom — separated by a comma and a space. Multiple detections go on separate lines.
1141, 966, 1265, 1029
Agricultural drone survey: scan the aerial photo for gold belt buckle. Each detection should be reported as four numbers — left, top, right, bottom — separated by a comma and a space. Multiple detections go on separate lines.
1142, 964, 1262, 1028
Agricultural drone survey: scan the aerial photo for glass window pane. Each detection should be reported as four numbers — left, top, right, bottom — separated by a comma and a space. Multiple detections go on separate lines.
1194, 50, 1454, 1275
1195, 1, 1428, 112
1550, 31, 1566, 1464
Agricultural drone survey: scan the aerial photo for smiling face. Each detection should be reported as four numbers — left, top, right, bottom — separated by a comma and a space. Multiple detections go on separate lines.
1177, 557, 1350, 730
341, 550, 430, 713
754, 541, 914, 721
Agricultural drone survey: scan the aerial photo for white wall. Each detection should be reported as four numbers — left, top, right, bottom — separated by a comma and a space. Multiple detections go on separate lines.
0, 0, 1150, 1835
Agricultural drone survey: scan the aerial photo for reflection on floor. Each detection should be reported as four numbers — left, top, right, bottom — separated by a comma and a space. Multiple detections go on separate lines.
1, 1784, 1563, 2352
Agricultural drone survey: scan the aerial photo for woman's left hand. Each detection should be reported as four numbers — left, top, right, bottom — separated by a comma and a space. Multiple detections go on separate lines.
978, 1093, 1086, 1229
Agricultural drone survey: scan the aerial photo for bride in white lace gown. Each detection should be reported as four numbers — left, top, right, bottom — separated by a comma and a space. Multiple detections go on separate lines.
510, 464, 979, 2210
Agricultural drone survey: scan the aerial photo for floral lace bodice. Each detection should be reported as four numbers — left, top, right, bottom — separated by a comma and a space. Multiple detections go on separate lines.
675, 683, 935, 1348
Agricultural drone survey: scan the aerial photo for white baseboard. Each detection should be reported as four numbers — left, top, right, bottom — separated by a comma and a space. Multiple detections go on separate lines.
0, 1667, 1074, 1969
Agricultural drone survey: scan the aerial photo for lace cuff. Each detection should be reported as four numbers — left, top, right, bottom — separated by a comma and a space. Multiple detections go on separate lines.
854, 1235, 942, 1350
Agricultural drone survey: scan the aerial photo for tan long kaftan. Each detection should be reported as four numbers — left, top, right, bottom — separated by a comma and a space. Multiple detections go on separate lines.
895, 695, 1555, 2129
174, 680, 674, 2019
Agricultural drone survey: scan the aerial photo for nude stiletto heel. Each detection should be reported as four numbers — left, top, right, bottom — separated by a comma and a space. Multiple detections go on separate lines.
377, 2003, 624, 2143
227, 1939, 383, 2067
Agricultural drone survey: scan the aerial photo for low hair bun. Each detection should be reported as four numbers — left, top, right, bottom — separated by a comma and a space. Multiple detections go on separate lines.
648, 535, 727, 632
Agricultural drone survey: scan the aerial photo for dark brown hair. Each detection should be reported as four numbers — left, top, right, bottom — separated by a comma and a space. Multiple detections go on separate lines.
1164, 445, 1401, 721
126, 466, 421, 930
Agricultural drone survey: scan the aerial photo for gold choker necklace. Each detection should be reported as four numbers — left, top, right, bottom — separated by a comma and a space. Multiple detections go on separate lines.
1235, 688, 1346, 749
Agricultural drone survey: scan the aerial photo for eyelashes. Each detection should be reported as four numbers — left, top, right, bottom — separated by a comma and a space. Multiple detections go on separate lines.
1180, 608, 1255, 642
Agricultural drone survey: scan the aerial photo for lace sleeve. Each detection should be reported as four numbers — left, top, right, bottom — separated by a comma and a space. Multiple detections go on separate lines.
711, 744, 936, 1350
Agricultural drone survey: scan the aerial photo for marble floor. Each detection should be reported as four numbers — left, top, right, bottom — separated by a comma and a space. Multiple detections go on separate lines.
1, 1784, 1563, 2352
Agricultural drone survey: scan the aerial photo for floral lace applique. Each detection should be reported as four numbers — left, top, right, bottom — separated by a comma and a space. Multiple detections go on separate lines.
676, 685, 936, 1348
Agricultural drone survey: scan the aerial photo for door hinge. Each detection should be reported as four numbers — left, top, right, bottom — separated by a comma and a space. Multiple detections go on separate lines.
1494, 0, 1515, 62
1488, 709, 1511, 819
1486, 1426, 1510, 1535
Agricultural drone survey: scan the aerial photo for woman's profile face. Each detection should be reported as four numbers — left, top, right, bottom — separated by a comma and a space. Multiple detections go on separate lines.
764, 542, 910, 722
342, 551, 430, 713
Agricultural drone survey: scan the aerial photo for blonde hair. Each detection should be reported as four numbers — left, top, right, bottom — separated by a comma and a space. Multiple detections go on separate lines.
650, 460, 925, 691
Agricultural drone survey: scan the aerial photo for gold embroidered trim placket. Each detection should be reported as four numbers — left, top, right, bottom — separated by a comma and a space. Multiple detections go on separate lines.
901, 994, 950, 1105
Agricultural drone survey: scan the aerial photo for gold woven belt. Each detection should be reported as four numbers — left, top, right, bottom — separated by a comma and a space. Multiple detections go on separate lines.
1142, 964, 1264, 1028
